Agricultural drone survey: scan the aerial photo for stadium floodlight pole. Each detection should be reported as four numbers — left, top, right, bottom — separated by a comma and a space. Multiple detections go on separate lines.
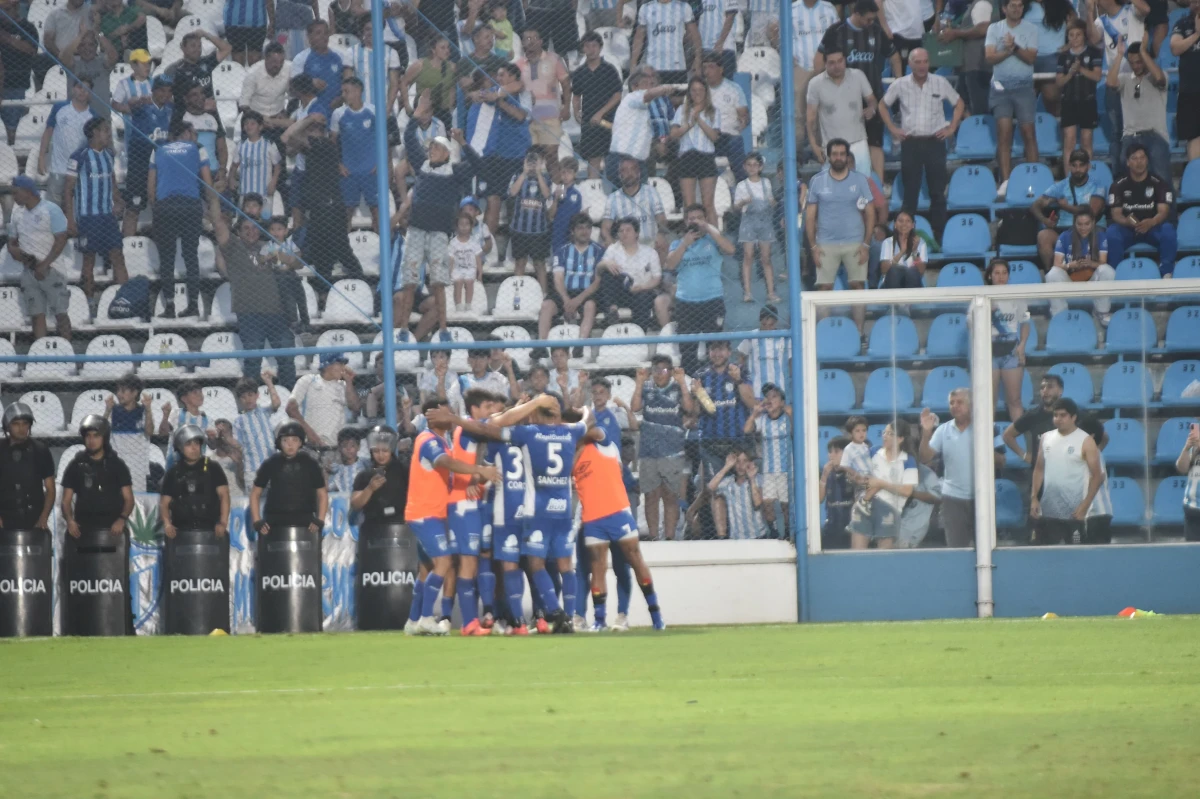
777, 0, 810, 623
371, 0, 398, 429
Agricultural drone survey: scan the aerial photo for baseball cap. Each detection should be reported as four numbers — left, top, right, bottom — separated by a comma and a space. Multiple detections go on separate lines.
152, 74, 173, 88
319, 352, 350, 369
460, 196, 480, 210
129, 49, 151, 63
12, 176, 39, 196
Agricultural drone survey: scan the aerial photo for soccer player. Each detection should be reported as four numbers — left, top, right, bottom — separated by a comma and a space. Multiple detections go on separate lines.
572, 434, 666, 631
407, 398, 501, 635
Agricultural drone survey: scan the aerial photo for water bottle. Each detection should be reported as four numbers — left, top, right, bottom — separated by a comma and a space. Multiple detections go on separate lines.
513, 290, 521, 312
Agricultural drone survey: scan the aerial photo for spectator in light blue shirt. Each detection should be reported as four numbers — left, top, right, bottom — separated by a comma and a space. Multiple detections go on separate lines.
918, 389, 975, 549
986, 0, 1039, 197
665, 204, 736, 375
1032, 149, 1108, 271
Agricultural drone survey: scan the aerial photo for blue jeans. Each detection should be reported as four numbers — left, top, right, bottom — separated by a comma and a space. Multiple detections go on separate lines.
239, 312, 297, 388
715, 132, 748, 183
1106, 222, 1178, 276
1120, 132, 1172, 185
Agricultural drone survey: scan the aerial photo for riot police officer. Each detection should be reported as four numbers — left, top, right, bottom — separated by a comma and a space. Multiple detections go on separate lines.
0, 403, 56, 532
60, 415, 134, 541
159, 425, 231, 539
250, 421, 328, 536
350, 425, 410, 523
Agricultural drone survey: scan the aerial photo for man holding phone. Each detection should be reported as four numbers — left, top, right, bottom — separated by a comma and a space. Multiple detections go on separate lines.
664, 204, 736, 376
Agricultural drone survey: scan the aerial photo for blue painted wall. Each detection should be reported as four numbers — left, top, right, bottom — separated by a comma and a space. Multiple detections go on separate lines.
807, 550, 978, 622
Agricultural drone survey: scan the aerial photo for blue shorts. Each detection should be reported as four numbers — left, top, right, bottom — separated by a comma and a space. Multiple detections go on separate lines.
340, 171, 379, 207
993, 352, 1020, 370
449, 501, 483, 556
522, 516, 575, 560
409, 517, 455, 557
77, 214, 123, 254
582, 509, 639, 545
493, 523, 523, 563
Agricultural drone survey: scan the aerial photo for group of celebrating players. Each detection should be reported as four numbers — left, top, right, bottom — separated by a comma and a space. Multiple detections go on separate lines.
351, 389, 664, 636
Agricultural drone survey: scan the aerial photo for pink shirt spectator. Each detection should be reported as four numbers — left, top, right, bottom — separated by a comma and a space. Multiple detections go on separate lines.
518, 51, 569, 122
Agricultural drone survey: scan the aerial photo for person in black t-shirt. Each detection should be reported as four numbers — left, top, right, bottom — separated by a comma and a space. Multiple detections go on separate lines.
60, 415, 135, 537
0, 0, 40, 143
0, 402, 56, 531
1105, 143, 1177, 275
814, 0, 901, 180
350, 425, 411, 524
160, 425, 231, 537
165, 30, 233, 108
250, 421, 328, 535
1170, 0, 1200, 161
1057, 19, 1103, 158
1001, 373, 1109, 474
571, 31, 624, 177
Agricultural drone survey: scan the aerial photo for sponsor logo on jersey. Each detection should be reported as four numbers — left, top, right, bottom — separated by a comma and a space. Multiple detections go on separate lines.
546, 498, 568, 513
502, 534, 519, 551
0, 578, 47, 594
528, 530, 544, 544
261, 573, 318, 590
69, 579, 124, 594
169, 578, 225, 594
361, 570, 416, 587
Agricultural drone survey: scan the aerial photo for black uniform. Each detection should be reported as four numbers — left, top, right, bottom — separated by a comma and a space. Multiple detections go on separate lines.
351, 458, 410, 525
0, 438, 55, 529
254, 452, 326, 526
161, 457, 228, 530
61, 450, 133, 530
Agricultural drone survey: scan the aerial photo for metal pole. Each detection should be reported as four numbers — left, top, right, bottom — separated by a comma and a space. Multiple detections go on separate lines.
778, 0, 809, 622
970, 296, 996, 617
371, 0, 397, 429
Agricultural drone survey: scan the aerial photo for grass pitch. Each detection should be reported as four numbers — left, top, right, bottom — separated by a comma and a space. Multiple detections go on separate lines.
2, 618, 1199, 799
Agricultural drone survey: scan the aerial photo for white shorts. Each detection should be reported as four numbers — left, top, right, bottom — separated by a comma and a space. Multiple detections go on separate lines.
451, 264, 476, 283
761, 472, 790, 501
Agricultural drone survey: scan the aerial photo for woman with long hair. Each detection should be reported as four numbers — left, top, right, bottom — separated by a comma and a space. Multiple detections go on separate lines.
846, 419, 919, 549
985, 258, 1030, 423
1025, 0, 1075, 115
401, 35, 457, 131
670, 76, 722, 226
879, 210, 929, 289
1056, 18, 1103, 157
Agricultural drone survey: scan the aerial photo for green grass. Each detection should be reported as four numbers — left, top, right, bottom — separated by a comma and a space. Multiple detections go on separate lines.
2, 618, 1200, 798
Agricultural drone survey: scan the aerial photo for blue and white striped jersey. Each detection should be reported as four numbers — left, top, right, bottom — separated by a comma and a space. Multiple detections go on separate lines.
638, 0, 695, 71
344, 44, 401, 107
46, 101, 93, 175
329, 458, 368, 493
402, 116, 448, 157
739, 336, 790, 398
224, 0, 268, 29
181, 109, 225, 173
698, 0, 739, 51
233, 407, 276, 490
111, 76, 152, 157
552, 241, 604, 293
1088, 452, 1112, 518
66, 146, 115, 217
603, 184, 665, 244
696, 365, 751, 441
791, 0, 840, 70
672, 105, 721, 154
755, 412, 791, 474
717, 475, 768, 539
233, 136, 279, 200
509, 172, 552, 235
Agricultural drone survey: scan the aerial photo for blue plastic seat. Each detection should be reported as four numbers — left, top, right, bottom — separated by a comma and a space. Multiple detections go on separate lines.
817, 425, 841, 467
1102, 418, 1146, 466
862, 367, 915, 412
1002, 162, 1055, 208
993, 370, 1034, 416
1042, 309, 1099, 355
1161, 307, 1200, 353
935, 262, 984, 288
1168, 76, 1180, 113
946, 165, 997, 211
925, 313, 968, 357
913, 214, 935, 240
1088, 160, 1114, 189
953, 115, 997, 159
1093, 124, 1111, 156
867, 423, 887, 447
1161, 360, 1200, 406
940, 214, 992, 256
1104, 307, 1157, 354
1180, 160, 1200, 205
816, 316, 861, 362
1178, 207, 1200, 250
1006, 260, 1043, 286
867, 314, 919, 360
994, 422, 1029, 470
1155, 418, 1194, 465
921, 366, 970, 412
1045, 362, 1096, 407
995, 479, 1026, 528
1113, 257, 1160, 281
1151, 477, 1188, 525
817, 369, 856, 413
1108, 477, 1146, 527
1010, 113, 1061, 158
1173, 256, 1200, 279
890, 171, 930, 213
1101, 361, 1156, 408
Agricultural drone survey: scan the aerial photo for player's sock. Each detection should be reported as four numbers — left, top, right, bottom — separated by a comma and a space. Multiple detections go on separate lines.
561, 570, 577, 620
440, 595, 454, 620
409, 579, 425, 623
457, 577, 478, 626
478, 557, 496, 616
504, 569, 526, 625
639, 578, 663, 627
548, 565, 562, 602
532, 568, 561, 613
613, 546, 632, 615
592, 591, 608, 625
422, 574, 444, 619
575, 561, 589, 616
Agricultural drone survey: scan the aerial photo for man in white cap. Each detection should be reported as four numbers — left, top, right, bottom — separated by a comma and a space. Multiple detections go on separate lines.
7, 176, 71, 341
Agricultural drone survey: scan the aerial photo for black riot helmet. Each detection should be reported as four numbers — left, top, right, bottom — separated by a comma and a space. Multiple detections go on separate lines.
274, 420, 306, 450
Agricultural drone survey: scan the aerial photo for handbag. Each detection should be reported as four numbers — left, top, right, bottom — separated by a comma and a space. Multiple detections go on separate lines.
922, 31, 963, 68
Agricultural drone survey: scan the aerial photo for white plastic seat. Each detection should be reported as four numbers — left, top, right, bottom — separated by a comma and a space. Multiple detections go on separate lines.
80, 334, 134, 378
321, 279, 374, 324
196, 331, 244, 378
314, 329, 364, 370
200, 386, 239, 424
209, 282, 236, 324
70, 388, 115, 429
174, 14, 219, 45
577, 178, 609, 223
147, 444, 166, 476
13, 105, 51, 157
183, 0, 225, 22
329, 33, 360, 56
491, 276, 542, 321
0, 339, 17, 379
349, 230, 380, 277
145, 16, 167, 59
38, 66, 68, 103
648, 176, 679, 221
110, 63, 132, 84
713, 179, 732, 229
153, 284, 201, 325
18, 391, 66, 435
301, 279, 321, 324
144, 386, 175, 431
59, 285, 92, 331
490, 325, 533, 372
139, 333, 191, 377
212, 62, 246, 102
258, 383, 292, 427
441, 327, 475, 372
123, 236, 160, 279
0, 140, 19, 185
0, 286, 27, 332
608, 374, 635, 408
596, 323, 650, 368
737, 46, 782, 91
444, 285, 488, 322
24, 336, 75, 380
368, 330, 421, 371
596, 27, 631, 71
653, 322, 682, 363
548, 324, 580, 354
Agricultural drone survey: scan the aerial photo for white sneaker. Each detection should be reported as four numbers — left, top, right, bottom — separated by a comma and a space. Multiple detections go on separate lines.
417, 616, 449, 636
572, 614, 588, 631
996, 179, 1009, 198
435, 618, 452, 635
589, 621, 609, 632
403, 619, 420, 636
491, 619, 511, 636
612, 612, 630, 632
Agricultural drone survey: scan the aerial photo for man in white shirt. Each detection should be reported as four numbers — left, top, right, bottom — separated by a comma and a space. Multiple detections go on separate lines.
886, 0, 927, 68
806, 48, 876, 173
37, 79, 94, 207
605, 65, 678, 186
702, 52, 750, 182
1090, 0, 1146, 177
8, 177, 72, 341
288, 353, 362, 448
1030, 397, 1105, 545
